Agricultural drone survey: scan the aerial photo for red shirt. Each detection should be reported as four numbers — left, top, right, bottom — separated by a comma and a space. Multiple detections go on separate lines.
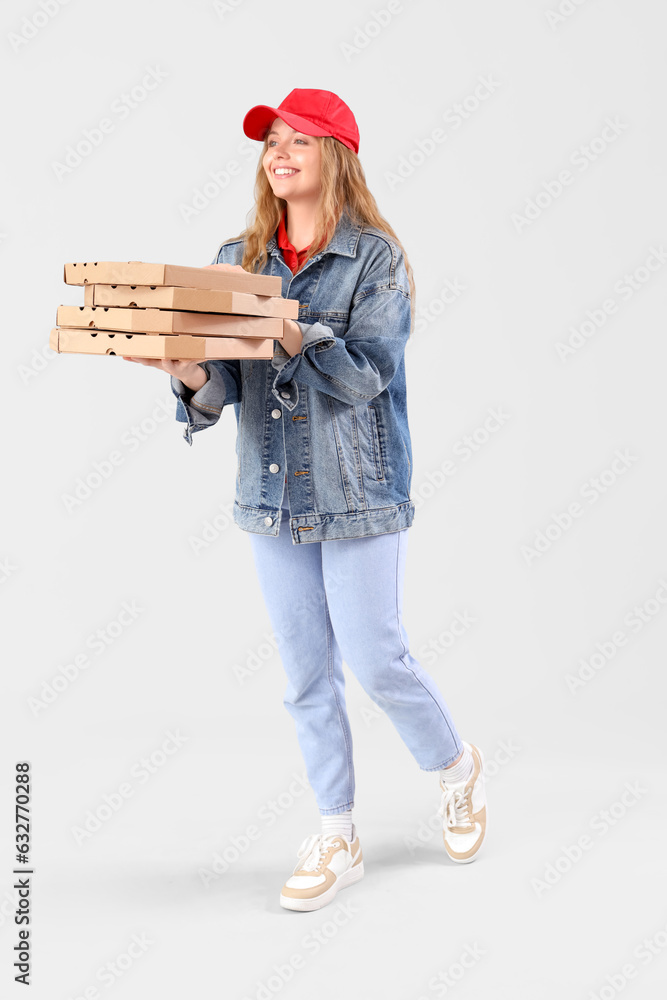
277, 209, 312, 274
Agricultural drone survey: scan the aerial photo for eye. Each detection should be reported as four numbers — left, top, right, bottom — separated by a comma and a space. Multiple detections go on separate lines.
268, 138, 307, 147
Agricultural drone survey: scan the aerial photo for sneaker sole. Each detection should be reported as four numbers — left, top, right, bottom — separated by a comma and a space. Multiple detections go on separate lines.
279, 859, 365, 911
447, 839, 484, 864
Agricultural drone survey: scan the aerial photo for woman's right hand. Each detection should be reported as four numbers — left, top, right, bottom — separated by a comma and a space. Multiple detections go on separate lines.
120, 357, 208, 392
118, 262, 241, 390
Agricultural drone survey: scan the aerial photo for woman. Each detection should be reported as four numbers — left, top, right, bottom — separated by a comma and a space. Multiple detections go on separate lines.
123, 88, 487, 912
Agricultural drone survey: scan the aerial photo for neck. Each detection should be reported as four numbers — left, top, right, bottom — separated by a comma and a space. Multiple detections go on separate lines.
284, 200, 319, 251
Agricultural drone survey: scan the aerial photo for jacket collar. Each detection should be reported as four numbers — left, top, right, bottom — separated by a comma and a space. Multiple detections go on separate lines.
266, 208, 362, 259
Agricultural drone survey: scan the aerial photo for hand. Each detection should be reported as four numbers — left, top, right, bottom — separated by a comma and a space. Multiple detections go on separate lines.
120, 357, 208, 392
119, 263, 246, 387
281, 319, 303, 357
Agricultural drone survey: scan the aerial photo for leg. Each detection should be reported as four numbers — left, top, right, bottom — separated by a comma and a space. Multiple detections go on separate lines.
247, 508, 355, 814
321, 528, 463, 770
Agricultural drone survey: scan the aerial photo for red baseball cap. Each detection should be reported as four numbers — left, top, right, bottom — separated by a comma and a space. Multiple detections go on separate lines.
243, 88, 359, 154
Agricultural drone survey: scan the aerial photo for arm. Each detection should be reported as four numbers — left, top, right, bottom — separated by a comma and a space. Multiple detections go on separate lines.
269, 243, 412, 412
170, 258, 244, 445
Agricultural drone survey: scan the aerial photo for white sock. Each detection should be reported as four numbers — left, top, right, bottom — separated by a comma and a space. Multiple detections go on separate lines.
320, 810, 353, 842
440, 745, 474, 786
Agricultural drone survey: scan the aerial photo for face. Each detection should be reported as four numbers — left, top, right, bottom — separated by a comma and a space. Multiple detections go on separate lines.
262, 117, 322, 203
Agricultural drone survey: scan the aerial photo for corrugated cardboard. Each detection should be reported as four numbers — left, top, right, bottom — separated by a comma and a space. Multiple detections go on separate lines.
64, 261, 281, 296
50, 328, 275, 360
84, 282, 299, 318
56, 305, 284, 339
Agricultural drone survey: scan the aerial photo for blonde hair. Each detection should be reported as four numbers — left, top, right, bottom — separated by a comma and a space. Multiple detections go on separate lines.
229, 135, 417, 337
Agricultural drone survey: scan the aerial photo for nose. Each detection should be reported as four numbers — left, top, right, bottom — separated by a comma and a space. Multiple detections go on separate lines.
270, 134, 292, 155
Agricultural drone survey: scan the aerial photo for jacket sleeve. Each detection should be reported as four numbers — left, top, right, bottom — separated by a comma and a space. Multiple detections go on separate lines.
170, 248, 243, 446
269, 242, 411, 412
170, 361, 242, 446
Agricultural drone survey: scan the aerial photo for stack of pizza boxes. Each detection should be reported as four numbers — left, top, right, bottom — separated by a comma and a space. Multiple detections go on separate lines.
49, 260, 298, 360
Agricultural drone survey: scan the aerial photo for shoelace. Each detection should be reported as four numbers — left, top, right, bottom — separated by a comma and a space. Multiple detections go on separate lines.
437, 784, 474, 830
295, 833, 343, 872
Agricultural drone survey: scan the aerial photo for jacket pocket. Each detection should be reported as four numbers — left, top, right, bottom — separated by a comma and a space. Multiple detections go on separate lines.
367, 405, 385, 481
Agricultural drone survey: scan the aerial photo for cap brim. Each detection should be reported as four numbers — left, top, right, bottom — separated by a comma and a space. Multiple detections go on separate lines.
243, 105, 332, 143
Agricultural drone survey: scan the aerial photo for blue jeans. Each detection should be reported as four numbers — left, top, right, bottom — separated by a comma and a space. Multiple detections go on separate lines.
247, 506, 463, 815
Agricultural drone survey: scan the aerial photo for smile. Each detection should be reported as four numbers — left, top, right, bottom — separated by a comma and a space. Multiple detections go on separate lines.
273, 168, 300, 176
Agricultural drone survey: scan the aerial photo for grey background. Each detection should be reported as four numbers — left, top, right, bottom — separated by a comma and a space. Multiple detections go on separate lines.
2, 0, 666, 997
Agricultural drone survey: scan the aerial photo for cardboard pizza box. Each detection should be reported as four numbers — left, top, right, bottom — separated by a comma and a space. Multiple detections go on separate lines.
83, 282, 299, 318
65, 261, 281, 296
49, 328, 275, 360
56, 305, 284, 339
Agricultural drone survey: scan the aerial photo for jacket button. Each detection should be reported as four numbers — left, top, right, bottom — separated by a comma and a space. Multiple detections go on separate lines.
280, 391, 290, 399
269, 463, 280, 473
264, 516, 273, 525
271, 408, 281, 418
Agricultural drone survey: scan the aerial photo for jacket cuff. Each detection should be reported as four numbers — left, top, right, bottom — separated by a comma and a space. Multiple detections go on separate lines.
170, 363, 227, 445
270, 321, 335, 411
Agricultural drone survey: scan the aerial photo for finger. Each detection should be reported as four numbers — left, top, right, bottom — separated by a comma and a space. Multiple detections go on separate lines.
128, 357, 160, 366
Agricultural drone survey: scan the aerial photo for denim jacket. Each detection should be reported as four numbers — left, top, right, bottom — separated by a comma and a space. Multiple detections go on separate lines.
170, 209, 416, 544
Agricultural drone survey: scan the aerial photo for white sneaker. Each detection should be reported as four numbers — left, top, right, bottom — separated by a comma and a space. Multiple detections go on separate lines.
437, 742, 487, 863
279, 823, 364, 911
